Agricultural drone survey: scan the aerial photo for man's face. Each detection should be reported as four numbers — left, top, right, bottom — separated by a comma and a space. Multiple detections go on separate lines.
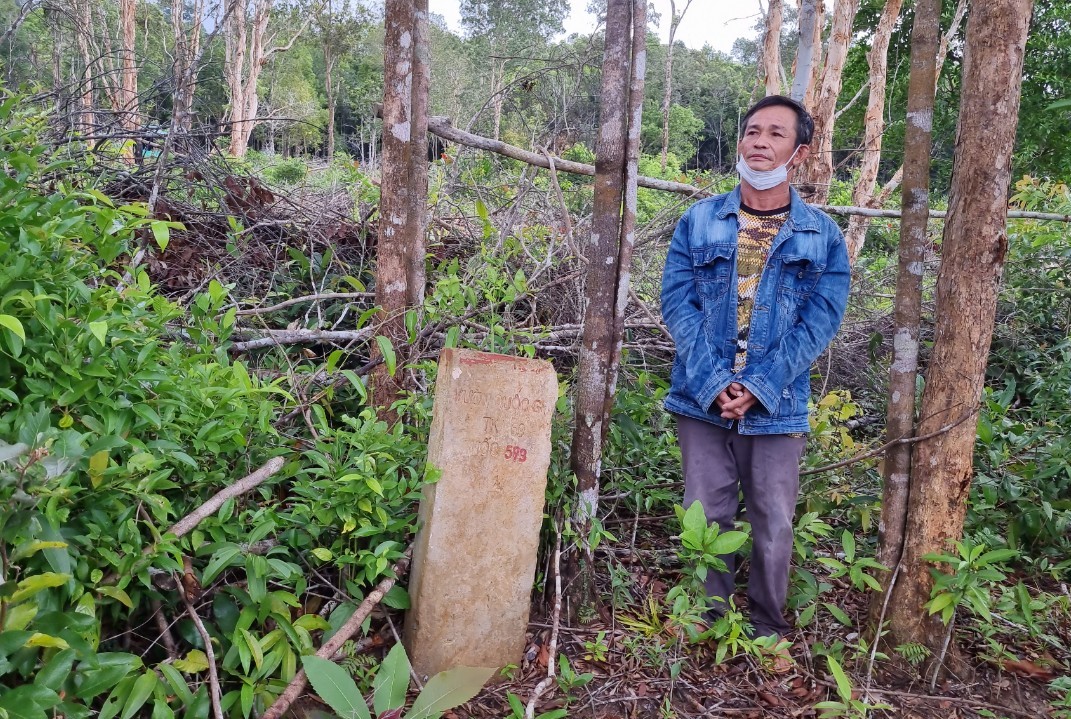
737, 105, 809, 173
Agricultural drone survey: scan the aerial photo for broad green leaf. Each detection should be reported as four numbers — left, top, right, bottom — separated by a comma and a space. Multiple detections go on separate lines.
11, 573, 71, 604
26, 633, 70, 649
375, 335, 397, 377
11, 541, 67, 563
97, 586, 133, 609
404, 665, 495, 719
158, 663, 194, 707
239, 628, 264, 670
708, 530, 748, 556
173, 650, 209, 673
201, 545, 242, 585
88, 321, 108, 345
89, 450, 109, 487
311, 548, 333, 562
841, 530, 855, 564
121, 672, 158, 719
300, 655, 370, 719
34, 649, 75, 690
823, 602, 852, 627
976, 549, 1018, 567
0, 314, 25, 341
925, 591, 956, 617
0, 440, 28, 463
826, 655, 853, 703
680, 501, 707, 537
373, 642, 411, 716
151, 221, 170, 251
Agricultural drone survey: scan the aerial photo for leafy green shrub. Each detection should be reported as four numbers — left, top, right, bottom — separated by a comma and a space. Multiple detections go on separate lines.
263, 158, 308, 185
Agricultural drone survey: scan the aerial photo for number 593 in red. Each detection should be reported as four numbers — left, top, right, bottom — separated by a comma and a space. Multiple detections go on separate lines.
503, 445, 528, 462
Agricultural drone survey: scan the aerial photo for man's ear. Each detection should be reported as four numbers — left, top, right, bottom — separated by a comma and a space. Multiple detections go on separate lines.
792, 144, 812, 167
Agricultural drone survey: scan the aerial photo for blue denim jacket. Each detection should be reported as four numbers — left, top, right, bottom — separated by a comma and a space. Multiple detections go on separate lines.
660, 186, 850, 434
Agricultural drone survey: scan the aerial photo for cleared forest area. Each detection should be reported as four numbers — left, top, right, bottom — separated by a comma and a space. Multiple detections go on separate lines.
1, 1, 1071, 718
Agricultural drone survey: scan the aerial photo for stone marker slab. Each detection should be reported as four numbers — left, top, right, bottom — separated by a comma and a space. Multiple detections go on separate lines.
403, 348, 558, 678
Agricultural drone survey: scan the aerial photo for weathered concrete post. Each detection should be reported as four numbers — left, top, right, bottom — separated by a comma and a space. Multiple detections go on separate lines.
403, 348, 558, 678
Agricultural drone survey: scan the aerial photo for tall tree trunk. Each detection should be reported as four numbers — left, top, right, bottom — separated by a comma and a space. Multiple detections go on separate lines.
801, 0, 859, 203
871, 0, 941, 629
406, 0, 430, 308
74, 0, 95, 132
172, 0, 204, 134
118, 0, 138, 162
872, 0, 968, 207
791, 0, 821, 101
762, 0, 784, 95
842, 0, 905, 262
569, 0, 644, 613
660, 0, 690, 172
372, 0, 422, 422
323, 0, 337, 158
885, 0, 1032, 655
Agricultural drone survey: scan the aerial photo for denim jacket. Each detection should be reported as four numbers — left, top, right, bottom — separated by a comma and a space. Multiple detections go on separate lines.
660, 186, 850, 434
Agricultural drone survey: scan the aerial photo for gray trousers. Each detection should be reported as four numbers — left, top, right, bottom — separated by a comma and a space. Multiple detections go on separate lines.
675, 414, 805, 638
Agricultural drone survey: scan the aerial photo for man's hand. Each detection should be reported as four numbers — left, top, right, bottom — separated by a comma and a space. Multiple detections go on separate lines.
719, 382, 758, 419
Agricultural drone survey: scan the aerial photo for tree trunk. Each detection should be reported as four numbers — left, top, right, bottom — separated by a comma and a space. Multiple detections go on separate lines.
801, 0, 859, 203
406, 0, 430, 308
791, 0, 821, 102
842, 0, 905, 262
762, 0, 784, 96
871, 0, 941, 629
569, 0, 642, 610
885, 0, 1033, 654
871, 0, 969, 207
74, 0, 95, 132
119, 0, 138, 129
172, 0, 204, 134
660, 0, 690, 172
371, 0, 416, 422
324, 0, 336, 159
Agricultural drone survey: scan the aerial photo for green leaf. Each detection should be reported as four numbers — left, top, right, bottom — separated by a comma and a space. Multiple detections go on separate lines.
239, 628, 264, 670
34, 649, 76, 690
173, 650, 209, 673
97, 586, 134, 609
151, 221, 170, 251
201, 545, 242, 585
1047, 98, 1071, 111
311, 548, 333, 562
925, 591, 956, 617
0, 440, 28, 463
404, 665, 495, 719
823, 602, 852, 627
680, 501, 707, 537
975, 549, 1018, 567
158, 663, 194, 707
373, 642, 411, 716
841, 530, 855, 564
88, 321, 108, 345
301, 655, 370, 719
11, 573, 71, 604
375, 335, 397, 377
0, 314, 26, 341
707, 530, 748, 556
121, 672, 158, 719
826, 655, 853, 703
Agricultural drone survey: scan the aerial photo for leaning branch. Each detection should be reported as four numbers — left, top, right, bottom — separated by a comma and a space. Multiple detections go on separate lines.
261, 548, 414, 719
229, 327, 375, 352
168, 457, 286, 537
425, 116, 1071, 223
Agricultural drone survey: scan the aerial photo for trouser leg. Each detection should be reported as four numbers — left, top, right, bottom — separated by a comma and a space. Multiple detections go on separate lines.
675, 414, 740, 615
736, 432, 805, 638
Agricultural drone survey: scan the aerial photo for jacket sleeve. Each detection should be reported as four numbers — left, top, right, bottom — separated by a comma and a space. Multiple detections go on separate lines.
660, 209, 733, 413
736, 228, 851, 413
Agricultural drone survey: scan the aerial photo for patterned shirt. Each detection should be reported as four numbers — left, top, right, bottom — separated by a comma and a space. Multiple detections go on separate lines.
734, 203, 790, 372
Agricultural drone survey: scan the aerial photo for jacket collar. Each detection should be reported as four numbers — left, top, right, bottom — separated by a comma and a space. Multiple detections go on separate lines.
716, 185, 821, 233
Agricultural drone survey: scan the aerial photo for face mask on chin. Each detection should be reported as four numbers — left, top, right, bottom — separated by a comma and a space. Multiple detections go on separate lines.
736, 145, 801, 191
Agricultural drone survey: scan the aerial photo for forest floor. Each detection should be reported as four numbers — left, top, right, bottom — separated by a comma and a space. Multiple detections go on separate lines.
371, 515, 1069, 719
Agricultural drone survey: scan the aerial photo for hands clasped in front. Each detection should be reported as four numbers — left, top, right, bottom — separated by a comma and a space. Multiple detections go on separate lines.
715, 381, 758, 420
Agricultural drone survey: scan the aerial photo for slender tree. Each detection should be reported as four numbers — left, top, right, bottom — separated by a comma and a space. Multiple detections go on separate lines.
885, 0, 1033, 655
118, 0, 138, 135
791, 0, 821, 102
843, 0, 905, 261
570, 0, 645, 604
660, 0, 691, 172
761, 0, 784, 96
872, 0, 941, 627
802, 0, 859, 202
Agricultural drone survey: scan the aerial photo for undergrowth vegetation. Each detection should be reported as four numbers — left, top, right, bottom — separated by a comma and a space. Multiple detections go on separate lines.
2, 94, 1071, 719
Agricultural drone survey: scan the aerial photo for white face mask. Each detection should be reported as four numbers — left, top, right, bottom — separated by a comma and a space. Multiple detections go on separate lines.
736, 145, 801, 191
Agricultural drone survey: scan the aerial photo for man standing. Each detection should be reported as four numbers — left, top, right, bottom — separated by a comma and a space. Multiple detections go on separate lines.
660, 95, 850, 642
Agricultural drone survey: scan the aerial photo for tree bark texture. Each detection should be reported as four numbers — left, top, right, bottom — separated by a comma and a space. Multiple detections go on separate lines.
791, 0, 821, 102
886, 0, 1033, 652
801, 0, 859, 203
323, 0, 338, 158
372, 0, 430, 421
571, 0, 635, 530
119, 0, 138, 131
660, 0, 690, 172
872, 0, 941, 627
843, 0, 905, 262
762, 0, 784, 96
172, 0, 205, 134
406, 0, 430, 308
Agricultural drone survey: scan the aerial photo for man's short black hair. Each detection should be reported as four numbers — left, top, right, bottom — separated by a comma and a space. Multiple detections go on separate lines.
741, 95, 815, 146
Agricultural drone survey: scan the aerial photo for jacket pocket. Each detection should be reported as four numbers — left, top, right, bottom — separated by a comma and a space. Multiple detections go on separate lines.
691, 245, 733, 299
777, 254, 822, 298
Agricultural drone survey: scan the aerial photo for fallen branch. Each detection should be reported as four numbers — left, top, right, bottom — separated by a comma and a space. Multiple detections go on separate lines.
181, 588, 224, 719
230, 291, 376, 317
525, 528, 562, 719
422, 115, 1071, 223
168, 457, 286, 537
261, 547, 414, 719
229, 327, 375, 352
